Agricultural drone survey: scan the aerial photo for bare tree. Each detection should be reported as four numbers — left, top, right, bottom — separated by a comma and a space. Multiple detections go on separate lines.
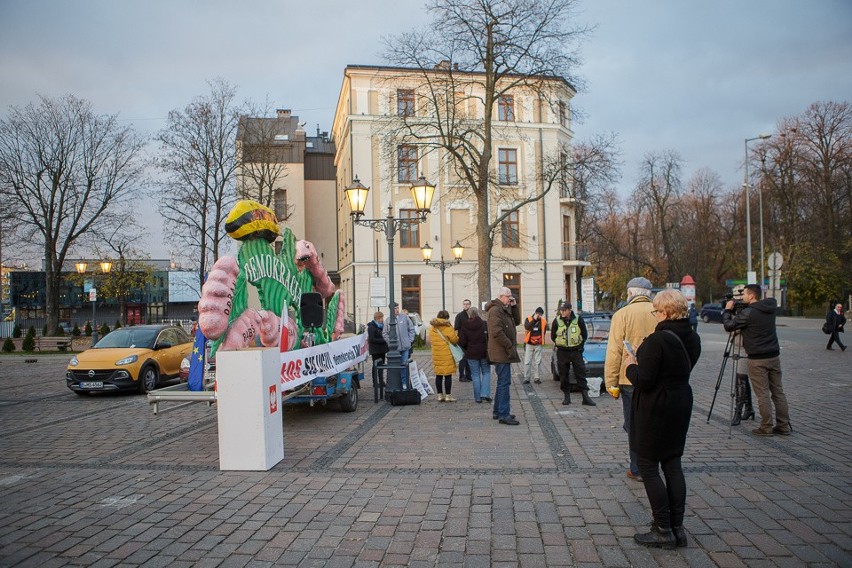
236, 100, 292, 219
0, 94, 144, 333
633, 150, 683, 281
383, 0, 589, 302
154, 78, 241, 290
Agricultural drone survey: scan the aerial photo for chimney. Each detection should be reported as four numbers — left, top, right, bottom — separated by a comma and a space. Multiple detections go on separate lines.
276, 109, 291, 119
435, 60, 451, 70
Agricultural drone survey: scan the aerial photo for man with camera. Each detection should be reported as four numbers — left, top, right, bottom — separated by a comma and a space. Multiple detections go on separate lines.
722, 284, 792, 436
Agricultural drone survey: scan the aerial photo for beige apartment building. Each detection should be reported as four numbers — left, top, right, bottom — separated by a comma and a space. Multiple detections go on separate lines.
331, 64, 589, 327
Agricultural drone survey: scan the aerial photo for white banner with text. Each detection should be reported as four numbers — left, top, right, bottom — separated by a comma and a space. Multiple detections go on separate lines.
280, 333, 368, 391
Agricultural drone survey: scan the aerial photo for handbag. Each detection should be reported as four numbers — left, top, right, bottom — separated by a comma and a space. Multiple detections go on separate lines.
822, 321, 833, 335
435, 329, 465, 363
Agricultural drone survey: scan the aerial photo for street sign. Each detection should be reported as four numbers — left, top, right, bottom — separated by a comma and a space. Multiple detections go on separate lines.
89, 288, 97, 302
768, 252, 783, 270
369, 277, 386, 308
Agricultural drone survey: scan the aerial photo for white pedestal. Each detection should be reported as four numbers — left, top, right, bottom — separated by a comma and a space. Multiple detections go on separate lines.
216, 348, 284, 471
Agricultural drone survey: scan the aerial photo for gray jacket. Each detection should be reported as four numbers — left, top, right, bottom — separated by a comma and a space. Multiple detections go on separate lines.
383, 312, 416, 352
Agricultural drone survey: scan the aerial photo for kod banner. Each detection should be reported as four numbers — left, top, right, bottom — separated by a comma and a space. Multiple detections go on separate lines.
280, 334, 368, 390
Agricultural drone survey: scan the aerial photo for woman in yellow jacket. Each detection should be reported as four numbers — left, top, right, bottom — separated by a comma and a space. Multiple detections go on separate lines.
429, 310, 460, 402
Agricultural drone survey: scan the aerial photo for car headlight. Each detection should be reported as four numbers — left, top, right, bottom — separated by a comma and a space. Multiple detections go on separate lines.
69, 355, 78, 366
115, 354, 138, 366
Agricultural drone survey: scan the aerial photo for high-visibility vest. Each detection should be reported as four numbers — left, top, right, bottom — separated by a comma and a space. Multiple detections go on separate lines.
554, 316, 582, 348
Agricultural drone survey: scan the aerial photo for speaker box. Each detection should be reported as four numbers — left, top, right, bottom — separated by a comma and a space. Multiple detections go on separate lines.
300, 292, 324, 328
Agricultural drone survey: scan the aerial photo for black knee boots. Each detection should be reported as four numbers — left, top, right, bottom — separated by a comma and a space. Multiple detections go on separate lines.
732, 374, 755, 425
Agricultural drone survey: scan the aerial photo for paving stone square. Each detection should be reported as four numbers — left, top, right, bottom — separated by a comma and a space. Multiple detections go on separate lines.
1, 318, 850, 566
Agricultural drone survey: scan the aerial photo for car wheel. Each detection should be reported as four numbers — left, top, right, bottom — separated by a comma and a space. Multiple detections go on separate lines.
339, 385, 358, 412
702, 315, 710, 323
138, 365, 159, 394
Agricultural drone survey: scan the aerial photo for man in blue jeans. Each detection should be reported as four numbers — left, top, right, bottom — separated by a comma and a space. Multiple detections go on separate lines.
605, 277, 657, 481
485, 287, 521, 425
383, 303, 416, 388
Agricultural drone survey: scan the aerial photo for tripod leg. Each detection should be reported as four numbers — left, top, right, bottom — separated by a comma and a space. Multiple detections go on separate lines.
708, 332, 734, 422
731, 374, 747, 425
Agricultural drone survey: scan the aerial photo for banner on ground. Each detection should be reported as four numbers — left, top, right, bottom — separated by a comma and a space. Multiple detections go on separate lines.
279, 333, 368, 390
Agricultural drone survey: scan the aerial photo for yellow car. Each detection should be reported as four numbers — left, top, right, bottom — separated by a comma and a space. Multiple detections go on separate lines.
66, 324, 193, 395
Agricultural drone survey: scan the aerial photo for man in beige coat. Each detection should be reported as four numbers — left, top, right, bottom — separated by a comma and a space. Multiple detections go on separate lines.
605, 277, 657, 481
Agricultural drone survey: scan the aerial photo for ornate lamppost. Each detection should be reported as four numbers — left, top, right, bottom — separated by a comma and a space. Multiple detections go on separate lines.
421, 240, 464, 310
76, 260, 112, 345
344, 175, 435, 395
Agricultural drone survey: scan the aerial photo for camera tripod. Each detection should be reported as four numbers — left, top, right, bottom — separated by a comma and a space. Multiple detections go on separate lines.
707, 330, 747, 437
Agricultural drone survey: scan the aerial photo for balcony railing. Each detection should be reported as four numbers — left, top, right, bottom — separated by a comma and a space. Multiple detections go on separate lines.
561, 241, 589, 262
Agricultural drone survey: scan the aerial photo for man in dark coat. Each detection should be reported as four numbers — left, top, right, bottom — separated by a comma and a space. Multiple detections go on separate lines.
485, 287, 520, 425
723, 284, 791, 436
454, 299, 473, 381
825, 303, 847, 351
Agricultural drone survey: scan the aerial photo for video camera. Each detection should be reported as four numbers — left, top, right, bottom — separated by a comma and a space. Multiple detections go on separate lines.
725, 290, 749, 315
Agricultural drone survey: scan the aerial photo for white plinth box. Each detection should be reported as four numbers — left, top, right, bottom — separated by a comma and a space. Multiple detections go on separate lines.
216, 348, 284, 471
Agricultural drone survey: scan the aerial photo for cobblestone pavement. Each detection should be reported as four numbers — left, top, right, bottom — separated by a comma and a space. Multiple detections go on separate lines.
1, 318, 850, 567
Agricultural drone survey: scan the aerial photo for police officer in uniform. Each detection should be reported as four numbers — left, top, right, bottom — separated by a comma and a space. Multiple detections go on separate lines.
551, 302, 596, 406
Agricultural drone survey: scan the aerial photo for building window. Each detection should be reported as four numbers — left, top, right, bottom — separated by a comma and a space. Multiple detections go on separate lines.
397, 89, 415, 117
501, 209, 520, 248
399, 209, 420, 248
397, 144, 418, 183
401, 275, 421, 316
503, 273, 521, 314
558, 101, 568, 127
498, 95, 515, 121
498, 148, 518, 185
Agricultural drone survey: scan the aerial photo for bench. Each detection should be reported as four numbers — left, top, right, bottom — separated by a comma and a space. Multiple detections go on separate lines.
35, 336, 73, 351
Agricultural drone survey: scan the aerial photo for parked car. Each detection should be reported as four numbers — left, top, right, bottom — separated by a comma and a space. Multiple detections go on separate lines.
550, 313, 611, 394
699, 303, 724, 323
66, 324, 193, 395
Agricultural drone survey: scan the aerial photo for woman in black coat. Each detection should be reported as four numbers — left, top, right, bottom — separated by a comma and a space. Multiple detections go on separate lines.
458, 307, 491, 403
367, 312, 389, 402
624, 289, 701, 549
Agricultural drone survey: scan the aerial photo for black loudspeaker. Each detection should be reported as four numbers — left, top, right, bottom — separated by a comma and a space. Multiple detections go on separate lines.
300, 292, 324, 328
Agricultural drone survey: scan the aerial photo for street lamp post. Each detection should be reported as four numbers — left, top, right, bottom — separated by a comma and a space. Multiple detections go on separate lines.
76, 260, 113, 345
344, 175, 435, 395
743, 134, 771, 284
421, 241, 464, 310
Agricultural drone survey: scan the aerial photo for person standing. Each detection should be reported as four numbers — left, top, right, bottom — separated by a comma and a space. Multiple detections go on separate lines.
551, 303, 596, 406
459, 306, 491, 403
825, 303, 847, 351
428, 310, 460, 402
383, 303, 416, 388
522, 307, 547, 384
625, 289, 701, 549
605, 277, 658, 482
485, 287, 521, 425
366, 311, 389, 403
454, 299, 473, 381
723, 284, 792, 436
687, 303, 698, 333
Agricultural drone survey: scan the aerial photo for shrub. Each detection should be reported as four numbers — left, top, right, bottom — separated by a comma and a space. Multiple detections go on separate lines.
100, 323, 110, 337
54, 326, 65, 336
84, 322, 92, 336
13, 324, 21, 338
72, 323, 81, 336
42, 324, 48, 336
114, 320, 122, 329
22, 328, 35, 352
2, 337, 14, 352
28, 326, 36, 338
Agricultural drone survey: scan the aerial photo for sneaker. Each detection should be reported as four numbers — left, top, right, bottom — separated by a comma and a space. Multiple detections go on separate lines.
634, 525, 676, 549
772, 427, 792, 436
481, 397, 492, 402
493, 414, 516, 420
443, 395, 457, 402
751, 427, 774, 436
499, 417, 520, 425
522, 379, 531, 384
437, 394, 445, 402
626, 470, 643, 482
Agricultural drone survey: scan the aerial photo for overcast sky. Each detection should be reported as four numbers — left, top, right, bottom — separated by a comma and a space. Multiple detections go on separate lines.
2, 0, 851, 261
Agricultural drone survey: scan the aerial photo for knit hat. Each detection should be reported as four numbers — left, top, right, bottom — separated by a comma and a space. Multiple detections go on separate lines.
535, 307, 544, 314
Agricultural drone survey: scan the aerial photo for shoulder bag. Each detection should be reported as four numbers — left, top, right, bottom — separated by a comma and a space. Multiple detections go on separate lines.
436, 328, 465, 363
